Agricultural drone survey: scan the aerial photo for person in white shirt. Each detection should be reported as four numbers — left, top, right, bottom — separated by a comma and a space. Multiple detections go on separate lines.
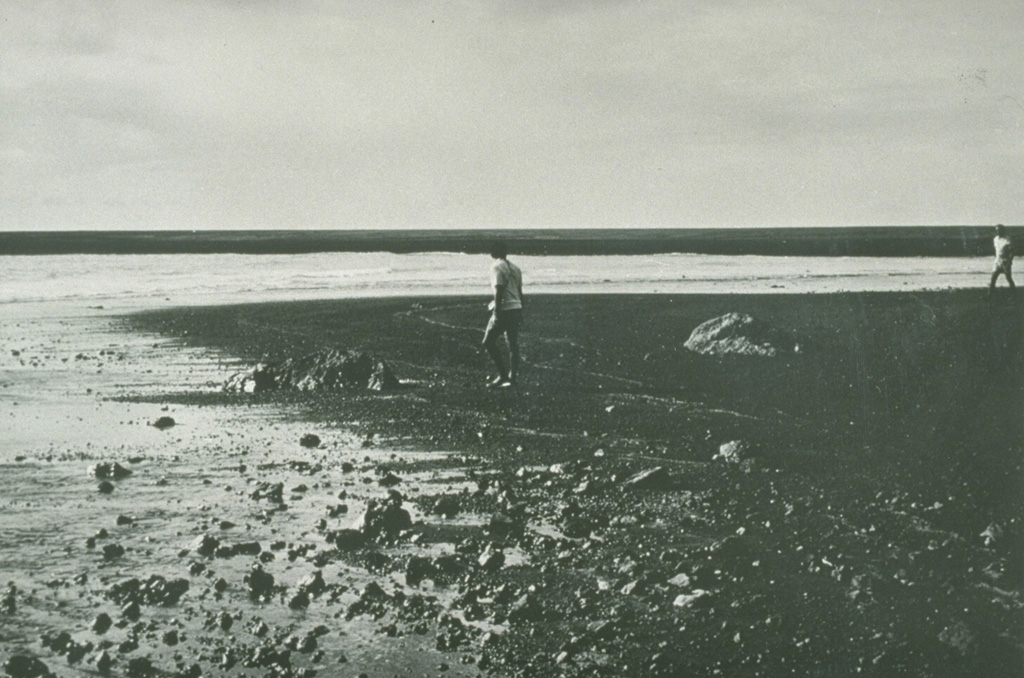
989, 224, 1016, 295
482, 241, 524, 387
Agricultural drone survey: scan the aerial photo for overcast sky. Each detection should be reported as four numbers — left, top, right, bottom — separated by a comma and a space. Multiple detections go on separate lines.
2, 1, 1022, 231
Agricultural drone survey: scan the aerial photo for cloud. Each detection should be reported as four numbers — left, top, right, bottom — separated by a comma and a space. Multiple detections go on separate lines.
1, 0, 1023, 230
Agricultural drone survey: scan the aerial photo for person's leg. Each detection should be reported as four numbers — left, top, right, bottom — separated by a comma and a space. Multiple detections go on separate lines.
989, 269, 1000, 294
1007, 268, 1016, 292
482, 316, 507, 382
506, 326, 520, 384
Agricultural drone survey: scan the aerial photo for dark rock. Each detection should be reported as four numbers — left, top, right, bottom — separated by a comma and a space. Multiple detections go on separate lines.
478, 547, 505, 572
432, 495, 461, 518
508, 593, 543, 624
162, 629, 178, 646
151, 416, 176, 430
378, 471, 402, 488
231, 541, 262, 557
95, 650, 113, 673
289, 591, 310, 610
92, 612, 113, 634
116, 515, 135, 526
405, 556, 435, 586
297, 570, 326, 597
102, 543, 125, 560
97, 481, 115, 494
3, 655, 50, 678
486, 513, 524, 541
224, 350, 399, 393
93, 462, 133, 480
125, 657, 152, 677
684, 312, 800, 357
327, 503, 349, 517
361, 496, 411, 540
245, 564, 274, 599
107, 575, 189, 607
436, 614, 472, 651
121, 601, 141, 621
192, 534, 220, 557
299, 433, 321, 448
330, 528, 366, 550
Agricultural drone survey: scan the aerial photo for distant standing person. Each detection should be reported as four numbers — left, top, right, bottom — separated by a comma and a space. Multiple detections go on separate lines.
482, 242, 524, 387
988, 224, 1015, 296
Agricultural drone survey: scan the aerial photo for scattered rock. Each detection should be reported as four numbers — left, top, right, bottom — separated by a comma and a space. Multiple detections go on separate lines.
714, 440, 749, 463
93, 462, 132, 480
672, 589, 710, 609
684, 313, 799, 357
102, 543, 125, 560
431, 495, 461, 518
151, 416, 176, 430
107, 575, 189, 607
224, 350, 399, 393
299, 433, 321, 448
2, 655, 50, 678
245, 564, 275, 599
360, 494, 411, 540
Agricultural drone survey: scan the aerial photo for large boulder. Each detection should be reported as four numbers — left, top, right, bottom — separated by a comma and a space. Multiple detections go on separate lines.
224, 349, 399, 393
684, 313, 799, 357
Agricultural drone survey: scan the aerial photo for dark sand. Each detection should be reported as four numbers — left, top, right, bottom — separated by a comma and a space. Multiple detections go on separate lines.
113, 290, 1023, 677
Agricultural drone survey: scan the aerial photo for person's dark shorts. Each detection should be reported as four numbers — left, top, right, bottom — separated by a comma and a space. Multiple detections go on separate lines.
485, 308, 523, 336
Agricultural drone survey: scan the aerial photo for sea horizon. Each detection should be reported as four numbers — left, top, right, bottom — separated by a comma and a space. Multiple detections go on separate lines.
1, 225, 1019, 257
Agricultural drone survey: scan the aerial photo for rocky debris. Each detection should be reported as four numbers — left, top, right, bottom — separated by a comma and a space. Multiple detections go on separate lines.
329, 528, 366, 550
107, 575, 189, 607
250, 482, 285, 504
244, 564, 275, 599
125, 657, 153, 677
151, 416, 175, 430
97, 481, 115, 494
429, 495, 461, 518
223, 349, 399, 393
378, 471, 402, 488
486, 513, 525, 541
93, 462, 132, 480
94, 650, 113, 672
672, 589, 711, 609
2, 655, 52, 678
360, 492, 412, 541
477, 546, 505, 572
714, 440, 749, 463
507, 593, 544, 625
92, 612, 113, 634
102, 543, 125, 560
436, 614, 475, 651
3, 584, 16, 614
296, 570, 327, 598
684, 313, 799, 357
405, 556, 435, 586
299, 433, 321, 448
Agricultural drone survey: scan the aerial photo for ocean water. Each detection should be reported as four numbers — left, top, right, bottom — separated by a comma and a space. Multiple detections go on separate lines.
0, 251, 992, 316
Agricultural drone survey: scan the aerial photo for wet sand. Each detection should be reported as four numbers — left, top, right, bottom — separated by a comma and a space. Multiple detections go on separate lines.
2, 289, 1023, 677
